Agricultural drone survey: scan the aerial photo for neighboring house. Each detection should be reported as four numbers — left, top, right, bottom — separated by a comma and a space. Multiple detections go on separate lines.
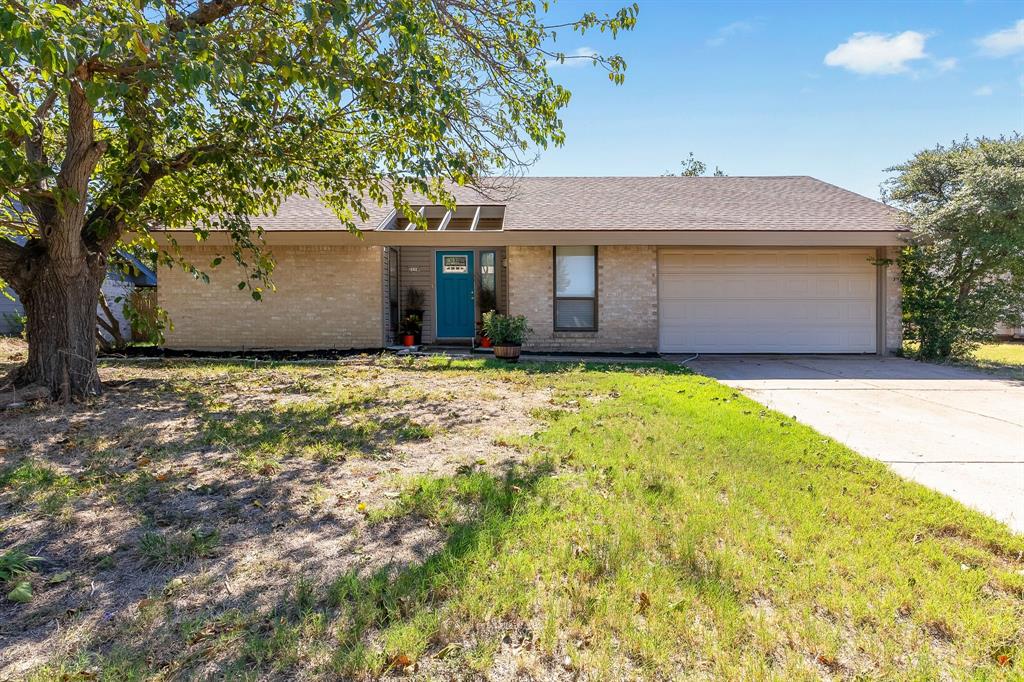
156, 176, 906, 355
995, 320, 1023, 340
1, 250, 157, 339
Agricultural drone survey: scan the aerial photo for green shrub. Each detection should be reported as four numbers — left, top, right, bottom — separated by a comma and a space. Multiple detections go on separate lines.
481, 311, 531, 345
885, 135, 1024, 360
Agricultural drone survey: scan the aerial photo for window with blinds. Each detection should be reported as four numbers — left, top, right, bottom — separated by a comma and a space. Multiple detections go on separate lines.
554, 246, 597, 330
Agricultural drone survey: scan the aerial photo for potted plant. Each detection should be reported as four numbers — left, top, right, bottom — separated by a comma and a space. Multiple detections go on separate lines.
482, 311, 531, 362
400, 314, 421, 347
403, 288, 426, 344
478, 297, 497, 349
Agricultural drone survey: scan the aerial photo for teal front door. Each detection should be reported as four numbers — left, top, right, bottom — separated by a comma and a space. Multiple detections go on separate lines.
435, 251, 475, 338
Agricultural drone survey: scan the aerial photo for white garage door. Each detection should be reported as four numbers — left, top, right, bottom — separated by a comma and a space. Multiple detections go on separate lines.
658, 248, 877, 353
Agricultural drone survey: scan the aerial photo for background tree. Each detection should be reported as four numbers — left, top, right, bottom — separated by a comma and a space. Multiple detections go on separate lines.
884, 135, 1024, 360
0, 0, 638, 401
663, 152, 726, 177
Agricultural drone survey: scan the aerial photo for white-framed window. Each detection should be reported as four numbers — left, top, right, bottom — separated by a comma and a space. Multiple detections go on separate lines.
442, 254, 469, 273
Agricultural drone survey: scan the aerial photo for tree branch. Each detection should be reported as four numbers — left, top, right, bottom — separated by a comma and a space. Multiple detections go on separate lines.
166, 0, 249, 32
85, 143, 223, 253
34, 87, 58, 120
47, 79, 106, 268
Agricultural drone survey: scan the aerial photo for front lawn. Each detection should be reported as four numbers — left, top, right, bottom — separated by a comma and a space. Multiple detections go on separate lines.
1, 342, 1021, 680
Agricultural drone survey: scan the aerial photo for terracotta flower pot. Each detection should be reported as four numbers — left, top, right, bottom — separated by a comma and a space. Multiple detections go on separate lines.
493, 343, 521, 362
402, 334, 416, 347
480, 336, 493, 348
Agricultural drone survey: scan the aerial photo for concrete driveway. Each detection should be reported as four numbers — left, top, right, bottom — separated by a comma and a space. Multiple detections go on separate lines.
686, 355, 1024, 534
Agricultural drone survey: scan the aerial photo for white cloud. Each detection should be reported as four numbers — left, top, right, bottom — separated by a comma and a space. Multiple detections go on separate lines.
824, 31, 928, 75
935, 57, 957, 72
973, 85, 994, 96
977, 19, 1024, 57
707, 21, 756, 47
547, 47, 599, 68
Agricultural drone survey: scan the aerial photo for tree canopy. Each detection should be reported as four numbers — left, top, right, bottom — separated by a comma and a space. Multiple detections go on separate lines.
884, 135, 1024, 359
0, 0, 637, 399
662, 152, 726, 177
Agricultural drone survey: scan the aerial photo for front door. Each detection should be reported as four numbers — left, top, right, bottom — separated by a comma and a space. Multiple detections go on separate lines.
435, 251, 475, 338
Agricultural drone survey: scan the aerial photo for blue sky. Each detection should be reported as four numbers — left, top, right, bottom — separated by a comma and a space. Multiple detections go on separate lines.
532, 0, 1024, 198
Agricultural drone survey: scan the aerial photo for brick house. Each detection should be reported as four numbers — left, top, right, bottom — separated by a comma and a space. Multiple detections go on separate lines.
157, 176, 906, 355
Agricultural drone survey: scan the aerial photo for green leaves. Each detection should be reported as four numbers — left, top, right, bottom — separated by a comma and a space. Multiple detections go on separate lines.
885, 135, 1024, 359
0, 548, 42, 604
2, 0, 635, 302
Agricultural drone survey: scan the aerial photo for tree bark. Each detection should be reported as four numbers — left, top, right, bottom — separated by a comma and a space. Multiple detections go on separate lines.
8, 251, 106, 401
1, 76, 112, 402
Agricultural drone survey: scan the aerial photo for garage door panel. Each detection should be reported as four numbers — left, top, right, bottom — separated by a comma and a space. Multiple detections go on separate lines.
661, 274, 871, 300
677, 329, 874, 353
663, 249, 875, 273
847, 278, 874, 297
658, 249, 877, 353
848, 301, 875, 322
661, 299, 871, 324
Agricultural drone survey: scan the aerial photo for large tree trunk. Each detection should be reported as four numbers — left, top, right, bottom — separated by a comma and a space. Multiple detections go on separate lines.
1, 79, 111, 403
8, 253, 106, 401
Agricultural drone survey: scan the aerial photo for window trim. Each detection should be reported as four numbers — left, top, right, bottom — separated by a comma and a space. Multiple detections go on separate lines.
553, 246, 598, 332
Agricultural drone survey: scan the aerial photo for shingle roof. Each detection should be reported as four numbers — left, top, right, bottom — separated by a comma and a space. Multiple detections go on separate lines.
248, 176, 904, 233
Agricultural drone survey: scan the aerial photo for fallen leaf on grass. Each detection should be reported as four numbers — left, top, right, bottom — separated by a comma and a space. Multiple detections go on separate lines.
47, 571, 71, 584
390, 653, 412, 668
816, 654, 838, 669
7, 580, 32, 603
636, 592, 650, 614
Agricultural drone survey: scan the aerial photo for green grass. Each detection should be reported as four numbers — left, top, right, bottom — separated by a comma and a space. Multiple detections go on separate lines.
349, 364, 1024, 679
17, 357, 1024, 680
137, 528, 221, 566
0, 459, 86, 516
181, 374, 435, 474
903, 340, 1024, 380
970, 342, 1024, 377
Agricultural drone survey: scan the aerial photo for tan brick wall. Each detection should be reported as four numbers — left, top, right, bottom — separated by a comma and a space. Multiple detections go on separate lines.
160, 245, 384, 350
506, 245, 658, 353
884, 245, 903, 353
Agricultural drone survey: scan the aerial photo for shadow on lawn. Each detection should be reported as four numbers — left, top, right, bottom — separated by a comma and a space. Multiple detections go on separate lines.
0, 358, 566, 679
16, 456, 555, 679
201, 461, 552, 679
